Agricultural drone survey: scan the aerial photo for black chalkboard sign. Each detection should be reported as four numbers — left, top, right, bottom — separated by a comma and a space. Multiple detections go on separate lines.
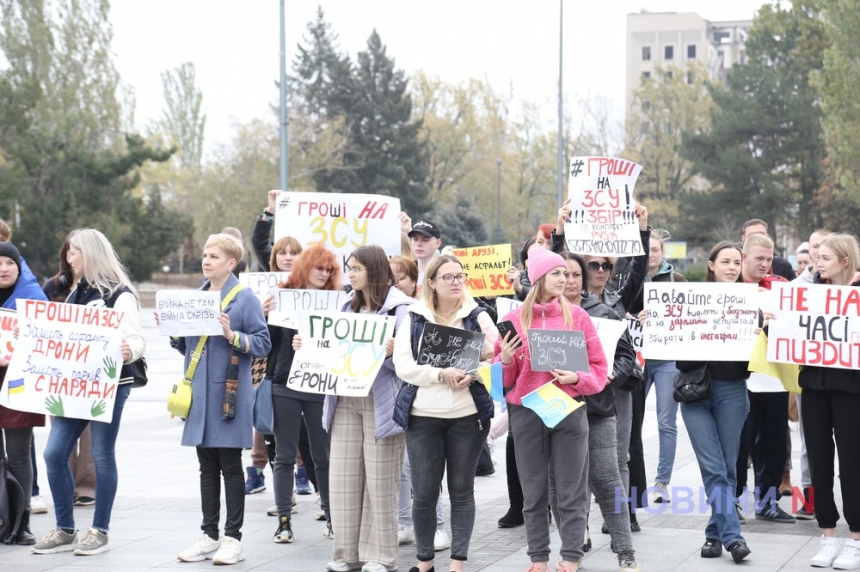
417, 323, 486, 373
526, 329, 589, 373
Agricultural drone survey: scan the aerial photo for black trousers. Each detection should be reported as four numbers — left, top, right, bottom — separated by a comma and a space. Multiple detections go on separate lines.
802, 389, 860, 532
627, 383, 648, 511
197, 447, 245, 541
505, 431, 524, 509
735, 392, 788, 506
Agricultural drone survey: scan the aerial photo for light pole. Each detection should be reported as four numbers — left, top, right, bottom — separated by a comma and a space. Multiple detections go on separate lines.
557, 0, 564, 210
279, 0, 288, 192
495, 158, 502, 235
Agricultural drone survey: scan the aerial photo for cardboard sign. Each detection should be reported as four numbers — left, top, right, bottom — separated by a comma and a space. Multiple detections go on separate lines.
2, 300, 123, 422
238, 272, 289, 304
0, 308, 17, 362
527, 329, 589, 373
495, 297, 523, 322
273, 192, 401, 283
449, 244, 514, 296
642, 283, 760, 361
767, 283, 860, 370
287, 310, 395, 396
564, 156, 644, 256
268, 289, 347, 329
521, 381, 584, 428
591, 317, 627, 365
155, 290, 221, 336
416, 323, 486, 374
625, 315, 645, 366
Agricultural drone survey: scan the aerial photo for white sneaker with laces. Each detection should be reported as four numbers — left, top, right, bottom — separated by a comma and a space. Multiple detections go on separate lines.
434, 529, 451, 550
833, 538, 860, 570
30, 495, 48, 514
361, 562, 392, 572
397, 524, 415, 545
177, 534, 221, 562
212, 536, 245, 565
811, 535, 842, 568
327, 560, 363, 571
650, 482, 669, 504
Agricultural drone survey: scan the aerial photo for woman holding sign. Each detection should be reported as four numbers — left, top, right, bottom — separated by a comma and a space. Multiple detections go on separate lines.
495, 248, 608, 572
34, 230, 146, 557
799, 234, 860, 569
0, 242, 48, 545
392, 254, 499, 572
675, 241, 751, 563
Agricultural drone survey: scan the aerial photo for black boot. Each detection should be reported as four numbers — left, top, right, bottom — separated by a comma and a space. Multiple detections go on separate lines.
630, 512, 640, 533
498, 504, 524, 528
16, 510, 35, 545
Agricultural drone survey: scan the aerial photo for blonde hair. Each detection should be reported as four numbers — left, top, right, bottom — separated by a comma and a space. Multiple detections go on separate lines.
819, 234, 860, 285
520, 271, 573, 330
0, 219, 11, 242
269, 235, 303, 272
651, 229, 671, 250
68, 229, 137, 298
421, 254, 473, 319
742, 233, 774, 253
204, 233, 244, 265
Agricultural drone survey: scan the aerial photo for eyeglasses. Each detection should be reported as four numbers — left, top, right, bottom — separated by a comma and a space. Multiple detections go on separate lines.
587, 262, 613, 272
436, 273, 468, 285
347, 266, 365, 275
314, 266, 335, 275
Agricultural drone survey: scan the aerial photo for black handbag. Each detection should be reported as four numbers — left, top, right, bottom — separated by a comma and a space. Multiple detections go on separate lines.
129, 357, 148, 388
673, 365, 712, 403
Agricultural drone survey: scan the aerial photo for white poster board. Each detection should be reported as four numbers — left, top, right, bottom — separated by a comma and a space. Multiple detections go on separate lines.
239, 272, 289, 304
495, 297, 523, 322
156, 290, 222, 336
268, 289, 347, 329
591, 317, 627, 365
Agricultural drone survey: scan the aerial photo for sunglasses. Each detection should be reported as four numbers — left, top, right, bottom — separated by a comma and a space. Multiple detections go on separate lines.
587, 261, 613, 272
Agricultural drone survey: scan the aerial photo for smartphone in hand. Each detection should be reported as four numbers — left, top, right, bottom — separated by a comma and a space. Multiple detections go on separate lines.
497, 320, 521, 347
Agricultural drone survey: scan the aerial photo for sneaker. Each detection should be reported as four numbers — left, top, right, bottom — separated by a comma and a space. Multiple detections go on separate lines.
316, 495, 326, 520
273, 516, 294, 543
650, 482, 670, 504
244, 466, 266, 494
327, 560, 363, 572
833, 539, 860, 570
701, 538, 722, 558
31, 528, 78, 554
755, 504, 796, 523
30, 496, 48, 514
811, 535, 842, 568
618, 548, 640, 572
397, 524, 415, 545
323, 521, 334, 539
434, 529, 451, 551
267, 504, 278, 516
295, 466, 313, 495
362, 562, 394, 572
177, 533, 220, 562
727, 540, 751, 563
74, 496, 95, 506
73, 528, 109, 555
795, 505, 815, 520
735, 501, 746, 524
212, 536, 245, 565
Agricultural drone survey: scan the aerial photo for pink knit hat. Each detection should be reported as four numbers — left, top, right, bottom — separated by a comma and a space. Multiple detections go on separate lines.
528, 248, 566, 285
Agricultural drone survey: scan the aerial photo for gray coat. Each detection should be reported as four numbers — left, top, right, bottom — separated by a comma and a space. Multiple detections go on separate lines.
172, 274, 271, 448
322, 286, 414, 440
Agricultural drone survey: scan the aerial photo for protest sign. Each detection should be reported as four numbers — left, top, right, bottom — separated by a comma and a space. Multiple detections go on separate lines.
268, 289, 347, 329
238, 272, 289, 304
495, 297, 523, 322
449, 244, 514, 296
625, 315, 645, 366
591, 318, 627, 364
642, 282, 759, 361
564, 156, 644, 256
416, 323, 486, 374
2, 300, 123, 422
521, 382, 584, 428
287, 310, 395, 396
273, 192, 401, 283
155, 290, 222, 336
0, 308, 16, 362
767, 283, 860, 370
527, 329, 589, 373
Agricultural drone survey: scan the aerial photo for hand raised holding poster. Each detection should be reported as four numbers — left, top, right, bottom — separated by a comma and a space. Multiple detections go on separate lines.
565, 156, 644, 256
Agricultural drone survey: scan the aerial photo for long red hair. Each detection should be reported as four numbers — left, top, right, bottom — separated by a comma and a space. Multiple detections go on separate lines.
282, 244, 341, 290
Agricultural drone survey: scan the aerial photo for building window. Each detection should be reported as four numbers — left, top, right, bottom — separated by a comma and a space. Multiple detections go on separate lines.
687, 44, 696, 59
667, 71, 674, 79
642, 46, 651, 61
642, 71, 651, 79
686, 71, 694, 84
665, 45, 674, 60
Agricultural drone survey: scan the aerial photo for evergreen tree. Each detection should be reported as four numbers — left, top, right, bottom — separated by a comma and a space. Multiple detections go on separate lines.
436, 191, 489, 248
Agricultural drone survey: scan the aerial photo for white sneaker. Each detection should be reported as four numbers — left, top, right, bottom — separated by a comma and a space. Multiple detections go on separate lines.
316, 495, 326, 520
177, 533, 220, 562
650, 482, 670, 504
212, 536, 245, 565
30, 495, 48, 514
834, 539, 860, 570
397, 524, 414, 545
327, 560, 363, 572
323, 521, 334, 539
434, 529, 451, 550
811, 535, 842, 567
362, 562, 393, 572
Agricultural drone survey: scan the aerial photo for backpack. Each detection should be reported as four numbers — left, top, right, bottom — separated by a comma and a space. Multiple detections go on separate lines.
0, 457, 25, 545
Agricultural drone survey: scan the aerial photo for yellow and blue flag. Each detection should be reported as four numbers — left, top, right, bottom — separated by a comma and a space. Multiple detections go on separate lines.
8, 378, 25, 395
477, 362, 504, 402
748, 332, 800, 394
521, 382, 584, 428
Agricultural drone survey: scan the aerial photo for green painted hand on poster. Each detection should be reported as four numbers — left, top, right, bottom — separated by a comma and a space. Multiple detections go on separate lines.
103, 356, 117, 379
91, 400, 107, 417
45, 395, 64, 416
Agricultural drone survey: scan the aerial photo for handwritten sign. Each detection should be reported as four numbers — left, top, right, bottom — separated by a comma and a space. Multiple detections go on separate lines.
521, 381, 584, 428
591, 318, 627, 365
287, 310, 395, 396
239, 272, 289, 304
2, 300, 123, 422
274, 192, 401, 283
495, 297, 523, 322
626, 315, 645, 366
767, 283, 860, 370
268, 289, 347, 329
449, 244, 514, 297
642, 283, 759, 361
417, 323, 486, 373
156, 290, 221, 336
0, 308, 16, 362
527, 329, 589, 373
565, 156, 643, 256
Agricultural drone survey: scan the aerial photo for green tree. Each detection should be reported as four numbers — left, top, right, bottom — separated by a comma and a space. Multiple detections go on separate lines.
436, 191, 489, 248
150, 62, 206, 168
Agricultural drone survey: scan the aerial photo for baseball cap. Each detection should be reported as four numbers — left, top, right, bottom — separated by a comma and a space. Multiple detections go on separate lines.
408, 219, 441, 239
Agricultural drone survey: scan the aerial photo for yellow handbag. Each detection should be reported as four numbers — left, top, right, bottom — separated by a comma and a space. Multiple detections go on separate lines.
167, 284, 244, 418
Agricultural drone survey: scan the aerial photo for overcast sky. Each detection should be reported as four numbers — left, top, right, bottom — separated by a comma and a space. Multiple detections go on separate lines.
110, 0, 768, 159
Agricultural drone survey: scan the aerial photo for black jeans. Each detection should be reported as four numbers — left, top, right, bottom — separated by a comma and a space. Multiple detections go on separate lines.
735, 392, 788, 509
197, 447, 244, 540
627, 383, 648, 511
406, 414, 489, 562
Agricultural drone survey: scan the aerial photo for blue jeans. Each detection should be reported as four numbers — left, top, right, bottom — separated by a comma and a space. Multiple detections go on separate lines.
644, 361, 680, 485
44, 384, 132, 532
680, 379, 748, 549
